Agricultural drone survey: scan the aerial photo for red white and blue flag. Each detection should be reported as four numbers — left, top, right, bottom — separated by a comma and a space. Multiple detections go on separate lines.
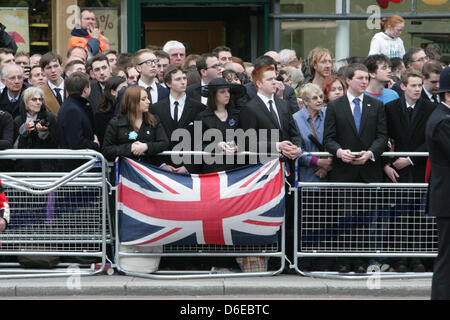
117, 157, 285, 246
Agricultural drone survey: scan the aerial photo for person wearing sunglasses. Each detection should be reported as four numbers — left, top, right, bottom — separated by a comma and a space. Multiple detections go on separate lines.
13, 86, 59, 171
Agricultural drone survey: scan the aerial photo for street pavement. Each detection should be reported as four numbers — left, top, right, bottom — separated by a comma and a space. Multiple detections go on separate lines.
0, 273, 432, 299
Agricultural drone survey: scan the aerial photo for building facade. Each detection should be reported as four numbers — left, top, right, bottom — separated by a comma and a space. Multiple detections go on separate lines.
0, 0, 449, 63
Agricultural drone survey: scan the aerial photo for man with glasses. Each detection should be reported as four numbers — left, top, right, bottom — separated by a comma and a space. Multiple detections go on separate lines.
364, 54, 399, 105
186, 53, 223, 106
0, 63, 30, 118
392, 48, 429, 97
154, 50, 170, 87
134, 49, 169, 104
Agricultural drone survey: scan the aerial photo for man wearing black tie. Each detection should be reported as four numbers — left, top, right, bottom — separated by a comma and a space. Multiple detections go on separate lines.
40, 52, 66, 118
421, 60, 442, 105
240, 64, 302, 162
134, 49, 169, 104
385, 68, 436, 183
324, 63, 388, 273
151, 65, 204, 174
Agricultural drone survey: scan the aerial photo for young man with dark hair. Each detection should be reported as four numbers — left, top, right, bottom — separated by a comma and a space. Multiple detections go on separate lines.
384, 68, 436, 273
64, 60, 86, 78
212, 46, 233, 65
186, 53, 223, 105
151, 64, 205, 173
324, 63, 388, 273
422, 60, 442, 105
40, 52, 66, 117
57, 72, 99, 170
364, 54, 399, 104
88, 54, 112, 112
154, 50, 170, 86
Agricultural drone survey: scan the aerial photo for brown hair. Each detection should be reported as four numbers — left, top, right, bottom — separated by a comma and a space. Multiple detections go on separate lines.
422, 60, 443, 79
120, 86, 156, 130
400, 68, 423, 86
380, 15, 405, 32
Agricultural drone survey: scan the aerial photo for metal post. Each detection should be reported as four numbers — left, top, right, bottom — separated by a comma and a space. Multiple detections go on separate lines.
335, 0, 350, 61
272, 0, 281, 52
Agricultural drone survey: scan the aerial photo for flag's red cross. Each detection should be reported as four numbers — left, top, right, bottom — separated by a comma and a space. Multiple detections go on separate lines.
119, 160, 284, 245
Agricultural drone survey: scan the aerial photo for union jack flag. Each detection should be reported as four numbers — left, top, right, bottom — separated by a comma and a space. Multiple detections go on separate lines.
117, 157, 285, 246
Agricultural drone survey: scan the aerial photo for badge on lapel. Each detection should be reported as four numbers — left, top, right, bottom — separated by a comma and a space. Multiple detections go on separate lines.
228, 118, 236, 127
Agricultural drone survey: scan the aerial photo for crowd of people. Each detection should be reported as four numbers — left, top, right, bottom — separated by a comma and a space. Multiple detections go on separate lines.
0, 11, 449, 278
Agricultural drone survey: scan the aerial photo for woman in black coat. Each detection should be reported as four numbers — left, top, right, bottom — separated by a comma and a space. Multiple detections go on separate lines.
94, 76, 127, 146
13, 86, 59, 172
102, 85, 169, 166
195, 77, 246, 173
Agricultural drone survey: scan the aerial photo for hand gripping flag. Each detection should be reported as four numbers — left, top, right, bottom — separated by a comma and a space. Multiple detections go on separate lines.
117, 157, 285, 246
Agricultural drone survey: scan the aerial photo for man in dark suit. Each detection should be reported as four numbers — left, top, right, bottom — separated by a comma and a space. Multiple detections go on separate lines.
88, 54, 111, 112
238, 55, 299, 114
186, 53, 223, 106
58, 72, 100, 171
384, 68, 436, 273
239, 64, 302, 273
324, 63, 388, 273
427, 66, 450, 300
0, 64, 30, 119
240, 64, 302, 163
421, 60, 442, 105
324, 63, 388, 183
385, 68, 436, 183
134, 49, 169, 104
151, 65, 204, 174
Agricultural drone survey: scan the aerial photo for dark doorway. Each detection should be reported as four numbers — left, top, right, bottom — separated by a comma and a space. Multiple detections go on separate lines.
141, 3, 266, 62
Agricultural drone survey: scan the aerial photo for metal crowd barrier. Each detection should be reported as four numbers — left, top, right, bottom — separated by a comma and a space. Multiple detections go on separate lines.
0, 150, 112, 279
292, 152, 436, 279
114, 151, 286, 279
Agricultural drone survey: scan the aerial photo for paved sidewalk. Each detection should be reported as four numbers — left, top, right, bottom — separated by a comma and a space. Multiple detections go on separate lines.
0, 273, 432, 299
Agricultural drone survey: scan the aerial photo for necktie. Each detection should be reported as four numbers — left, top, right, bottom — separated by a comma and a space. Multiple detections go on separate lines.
268, 100, 280, 128
54, 88, 63, 106
353, 98, 361, 133
147, 86, 153, 104
431, 94, 438, 104
173, 101, 179, 123
407, 106, 413, 122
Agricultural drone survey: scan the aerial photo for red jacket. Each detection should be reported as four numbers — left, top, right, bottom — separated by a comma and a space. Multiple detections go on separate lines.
0, 178, 10, 226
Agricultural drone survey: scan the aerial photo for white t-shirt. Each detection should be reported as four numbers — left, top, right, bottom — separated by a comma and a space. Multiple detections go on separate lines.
368, 32, 405, 59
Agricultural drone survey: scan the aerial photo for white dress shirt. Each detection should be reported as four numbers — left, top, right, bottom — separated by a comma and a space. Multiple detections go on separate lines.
169, 94, 187, 122
138, 79, 158, 103
48, 79, 65, 103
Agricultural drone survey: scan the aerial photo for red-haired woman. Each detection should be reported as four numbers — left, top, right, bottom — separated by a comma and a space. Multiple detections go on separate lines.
321, 75, 347, 105
369, 14, 405, 58
102, 86, 169, 165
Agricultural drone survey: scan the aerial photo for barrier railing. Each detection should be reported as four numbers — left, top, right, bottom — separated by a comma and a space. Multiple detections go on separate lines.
292, 152, 436, 279
0, 149, 112, 279
114, 151, 287, 279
